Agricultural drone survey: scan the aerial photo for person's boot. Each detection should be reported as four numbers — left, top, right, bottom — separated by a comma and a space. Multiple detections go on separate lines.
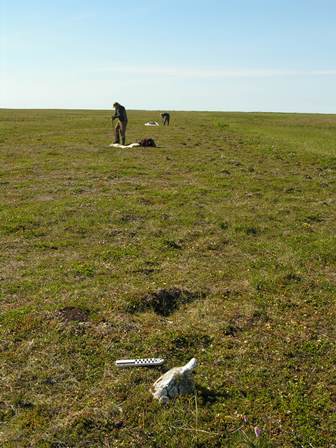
122, 136, 126, 145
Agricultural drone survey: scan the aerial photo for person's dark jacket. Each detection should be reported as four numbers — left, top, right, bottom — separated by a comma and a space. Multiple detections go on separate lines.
112, 104, 128, 122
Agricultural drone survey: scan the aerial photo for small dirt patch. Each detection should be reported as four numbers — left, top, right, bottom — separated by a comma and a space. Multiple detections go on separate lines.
246, 226, 258, 236
222, 323, 241, 337
172, 333, 213, 351
164, 239, 183, 250
134, 267, 157, 276
126, 288, 205, 316
57, 306, 89, 323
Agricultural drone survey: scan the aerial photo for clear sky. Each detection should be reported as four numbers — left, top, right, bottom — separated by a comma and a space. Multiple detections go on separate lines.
1, 0, 336, 112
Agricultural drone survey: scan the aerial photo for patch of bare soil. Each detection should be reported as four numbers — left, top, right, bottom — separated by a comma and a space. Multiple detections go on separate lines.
57, 306, 90, 322
126, 288, 206, 316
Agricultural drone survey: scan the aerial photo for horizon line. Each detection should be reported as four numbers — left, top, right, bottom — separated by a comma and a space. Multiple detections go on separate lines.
1, 107, 336, 115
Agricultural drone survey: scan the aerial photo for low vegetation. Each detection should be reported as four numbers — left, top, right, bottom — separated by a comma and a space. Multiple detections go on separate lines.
0, 109, 335, 447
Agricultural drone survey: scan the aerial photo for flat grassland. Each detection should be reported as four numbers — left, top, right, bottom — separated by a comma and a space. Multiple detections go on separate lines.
0, 109, 335, 447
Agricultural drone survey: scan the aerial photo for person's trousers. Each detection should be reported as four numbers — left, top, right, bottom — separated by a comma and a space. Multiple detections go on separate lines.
114, 120, 127, 145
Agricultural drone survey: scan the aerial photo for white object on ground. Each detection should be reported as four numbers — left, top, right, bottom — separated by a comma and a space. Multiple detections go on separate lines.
150, 358, 197, 404
144, 121, 160, 126
109, 143, 140, 148
115, 358, 165, 368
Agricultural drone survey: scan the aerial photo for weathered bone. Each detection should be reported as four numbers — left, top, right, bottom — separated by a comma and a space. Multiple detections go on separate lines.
150, 358, 197, 404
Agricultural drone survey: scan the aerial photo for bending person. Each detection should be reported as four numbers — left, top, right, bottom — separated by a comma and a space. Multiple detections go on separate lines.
112, 102, 128, 145
160, 112, 170, 126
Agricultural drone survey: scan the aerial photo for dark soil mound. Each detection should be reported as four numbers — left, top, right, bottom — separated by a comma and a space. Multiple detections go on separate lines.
126, 288, 206, 316
57, 306, 89, 322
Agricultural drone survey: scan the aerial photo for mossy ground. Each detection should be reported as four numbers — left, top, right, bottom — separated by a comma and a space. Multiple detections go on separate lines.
0, 109, 335, 447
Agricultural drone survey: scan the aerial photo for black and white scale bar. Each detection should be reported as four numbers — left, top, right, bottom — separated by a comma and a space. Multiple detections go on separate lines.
115, 358, 165, 368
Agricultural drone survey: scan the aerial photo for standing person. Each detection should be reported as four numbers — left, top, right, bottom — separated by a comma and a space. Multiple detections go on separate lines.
112, 102, 128, 145
160, 112, 170, 126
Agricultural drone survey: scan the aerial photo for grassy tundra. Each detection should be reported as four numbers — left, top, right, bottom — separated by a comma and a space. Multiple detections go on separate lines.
0, 109, 335, 447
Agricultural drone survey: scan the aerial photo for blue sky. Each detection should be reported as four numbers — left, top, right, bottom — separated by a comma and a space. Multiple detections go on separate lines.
1, 0, 336, 112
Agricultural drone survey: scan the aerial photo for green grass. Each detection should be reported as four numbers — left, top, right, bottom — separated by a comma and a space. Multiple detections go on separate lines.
0, 109, 336, 447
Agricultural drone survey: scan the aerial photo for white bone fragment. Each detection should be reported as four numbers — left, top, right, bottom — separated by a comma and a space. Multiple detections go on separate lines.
150, 358, 197, 404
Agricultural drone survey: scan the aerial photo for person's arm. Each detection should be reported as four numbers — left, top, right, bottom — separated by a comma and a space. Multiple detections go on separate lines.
112, 107, 120, 121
